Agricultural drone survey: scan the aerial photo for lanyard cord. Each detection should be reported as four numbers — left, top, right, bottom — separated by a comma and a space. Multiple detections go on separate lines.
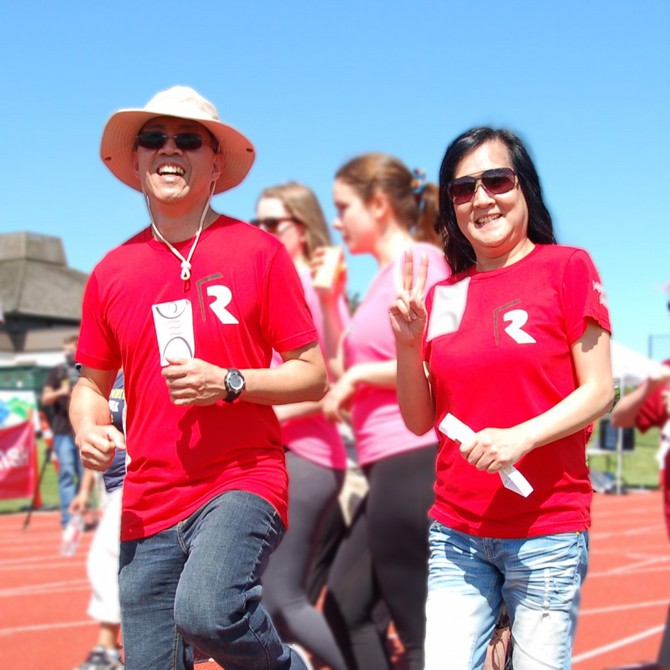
145, 184, 214, 282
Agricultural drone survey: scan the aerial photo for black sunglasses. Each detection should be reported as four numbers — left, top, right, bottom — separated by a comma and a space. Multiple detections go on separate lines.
249, 217, 300, 231
448, 168, 517, 205
136, 131, 209, 152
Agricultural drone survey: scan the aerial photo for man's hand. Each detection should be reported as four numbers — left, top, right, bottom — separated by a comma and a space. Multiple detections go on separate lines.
162, 358, 225, 406
76, 424, 125, 471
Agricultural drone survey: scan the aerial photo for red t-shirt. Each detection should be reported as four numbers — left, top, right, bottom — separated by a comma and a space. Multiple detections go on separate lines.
77, 216, 318, 541
425, 245, 611, 538
632, 363, 670, 432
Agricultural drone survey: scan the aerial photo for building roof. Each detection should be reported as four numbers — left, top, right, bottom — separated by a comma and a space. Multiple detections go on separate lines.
0, 232, 88, 353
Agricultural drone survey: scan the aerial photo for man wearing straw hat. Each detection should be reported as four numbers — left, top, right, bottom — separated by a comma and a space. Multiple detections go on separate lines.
70, 85, 326, 670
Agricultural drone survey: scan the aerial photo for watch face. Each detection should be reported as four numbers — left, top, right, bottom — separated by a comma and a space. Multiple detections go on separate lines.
227, 370, 245, 392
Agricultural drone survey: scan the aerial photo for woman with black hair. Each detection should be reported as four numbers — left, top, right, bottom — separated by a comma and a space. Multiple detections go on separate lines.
390, 127, 614, 670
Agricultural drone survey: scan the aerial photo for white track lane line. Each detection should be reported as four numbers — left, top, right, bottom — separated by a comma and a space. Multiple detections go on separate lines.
573, 625, 666, 664
0, 619, 94, 636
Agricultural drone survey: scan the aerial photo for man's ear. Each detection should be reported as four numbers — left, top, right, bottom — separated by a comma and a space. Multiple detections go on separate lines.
212, 153, 224, 182
132, 151, 140, 179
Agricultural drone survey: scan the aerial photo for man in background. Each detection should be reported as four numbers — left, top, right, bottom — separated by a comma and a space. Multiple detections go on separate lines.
611, 362, 670, 669
41, 334, 82, 530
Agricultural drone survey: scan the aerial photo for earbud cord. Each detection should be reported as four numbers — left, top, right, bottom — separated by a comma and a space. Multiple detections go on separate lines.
145, 183, 215, 282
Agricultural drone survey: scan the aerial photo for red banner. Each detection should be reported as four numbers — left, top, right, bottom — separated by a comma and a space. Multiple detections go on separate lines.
0, 421, 37, 500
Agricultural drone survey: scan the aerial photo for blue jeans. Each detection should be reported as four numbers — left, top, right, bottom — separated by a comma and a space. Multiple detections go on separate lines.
119, 490, 308, 670
425, 522, 588, 670
53, 433, 82, 527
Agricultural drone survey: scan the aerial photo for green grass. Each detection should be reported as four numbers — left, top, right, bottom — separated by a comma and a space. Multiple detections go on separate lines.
588, 425, 661, 489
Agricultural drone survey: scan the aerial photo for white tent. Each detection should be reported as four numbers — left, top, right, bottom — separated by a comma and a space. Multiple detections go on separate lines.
610, 340, 664, 387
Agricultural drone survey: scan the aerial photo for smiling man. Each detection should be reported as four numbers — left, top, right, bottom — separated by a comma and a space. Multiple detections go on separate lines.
70, 86, 326, 670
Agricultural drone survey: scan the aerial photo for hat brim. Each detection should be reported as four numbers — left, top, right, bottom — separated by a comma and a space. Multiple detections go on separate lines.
100, 109, 255, 195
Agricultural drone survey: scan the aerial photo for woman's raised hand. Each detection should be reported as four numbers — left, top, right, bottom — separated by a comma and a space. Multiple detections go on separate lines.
389, 250, 429, 348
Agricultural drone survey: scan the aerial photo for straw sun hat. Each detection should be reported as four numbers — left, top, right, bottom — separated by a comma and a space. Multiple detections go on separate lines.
100, 86, 255, 194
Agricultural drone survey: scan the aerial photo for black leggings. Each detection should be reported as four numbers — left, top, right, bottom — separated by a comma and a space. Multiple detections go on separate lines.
323, 445, 436, 670
262, 452, 347, 670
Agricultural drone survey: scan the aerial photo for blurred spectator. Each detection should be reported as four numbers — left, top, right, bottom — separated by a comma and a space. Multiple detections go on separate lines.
41, 334, 82, 529
253, 182, 349, 670
611, 362, 670, 537
69, 371, 126, 670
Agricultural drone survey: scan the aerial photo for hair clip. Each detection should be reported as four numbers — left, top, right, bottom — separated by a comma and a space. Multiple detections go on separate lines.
411, 168, 427, 196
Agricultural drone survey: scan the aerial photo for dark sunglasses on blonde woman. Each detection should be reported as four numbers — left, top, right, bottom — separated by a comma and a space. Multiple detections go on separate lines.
249, 217, 300, 232
448, 167, 517, 205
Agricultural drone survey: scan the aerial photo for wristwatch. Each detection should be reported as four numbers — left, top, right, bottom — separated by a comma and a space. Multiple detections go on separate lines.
223, 368, 246, 403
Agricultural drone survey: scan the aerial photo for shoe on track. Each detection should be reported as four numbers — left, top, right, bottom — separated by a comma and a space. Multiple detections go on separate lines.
74, 646, 124, 670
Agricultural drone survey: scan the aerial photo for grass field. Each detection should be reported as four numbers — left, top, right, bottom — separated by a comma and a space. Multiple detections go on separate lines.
1, 426, 664, 515
589, 424, 662, 489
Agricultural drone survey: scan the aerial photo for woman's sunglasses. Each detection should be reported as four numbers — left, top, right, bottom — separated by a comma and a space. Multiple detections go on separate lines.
136, 131, 209, 152
249, 217, 300, 232
447, 168, 517, 205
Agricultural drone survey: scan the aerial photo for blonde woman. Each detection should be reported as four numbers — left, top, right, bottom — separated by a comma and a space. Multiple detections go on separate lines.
253, 182, 349, 670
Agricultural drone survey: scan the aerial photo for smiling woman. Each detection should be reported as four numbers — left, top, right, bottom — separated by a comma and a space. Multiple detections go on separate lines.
391, 127, 614, 670
438, 127, 556, 275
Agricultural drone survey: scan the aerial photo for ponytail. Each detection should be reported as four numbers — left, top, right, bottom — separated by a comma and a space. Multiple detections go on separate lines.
336, 154, 441, 247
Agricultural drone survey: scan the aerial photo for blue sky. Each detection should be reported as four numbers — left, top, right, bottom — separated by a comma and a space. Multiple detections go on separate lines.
2, 1, 669, 359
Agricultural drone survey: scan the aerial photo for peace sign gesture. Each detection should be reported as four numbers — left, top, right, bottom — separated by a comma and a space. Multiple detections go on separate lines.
389, 249, 429, 348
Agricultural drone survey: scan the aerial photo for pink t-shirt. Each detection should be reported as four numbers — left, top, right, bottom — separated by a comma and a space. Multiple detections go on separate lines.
425, 245, 611, 538
273, 268, 347, 470
77, 217, 318, 540
344, 243, 451, 465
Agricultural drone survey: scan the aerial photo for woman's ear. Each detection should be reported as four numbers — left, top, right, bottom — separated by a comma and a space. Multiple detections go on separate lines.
369, 189, 391, 222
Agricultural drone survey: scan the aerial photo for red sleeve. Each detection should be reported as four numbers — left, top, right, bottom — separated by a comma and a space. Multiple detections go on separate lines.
561, 249, 611, 344
635, 385, 669, 432
260, 246, 318, 353
76, 271, 122, 371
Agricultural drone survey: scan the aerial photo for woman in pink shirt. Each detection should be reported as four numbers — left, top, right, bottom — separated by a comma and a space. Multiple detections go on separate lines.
253, 182, 349, 670
319, 154, 451, 670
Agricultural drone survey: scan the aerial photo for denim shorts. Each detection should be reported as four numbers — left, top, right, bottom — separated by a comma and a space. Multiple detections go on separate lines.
425, 521, 588, 670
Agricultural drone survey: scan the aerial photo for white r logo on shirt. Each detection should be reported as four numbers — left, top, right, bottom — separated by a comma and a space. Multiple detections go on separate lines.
494, 301, 537, 345
206, 285, 239, 325
503, 309, 536, 344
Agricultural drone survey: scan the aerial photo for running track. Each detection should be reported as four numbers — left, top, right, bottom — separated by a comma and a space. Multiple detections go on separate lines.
1, 491, 668, 669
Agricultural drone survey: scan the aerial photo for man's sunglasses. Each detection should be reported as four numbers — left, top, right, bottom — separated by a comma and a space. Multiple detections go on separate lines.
249, 217, 300, 232
447, 168, 517, 205
136, 131, 210, 152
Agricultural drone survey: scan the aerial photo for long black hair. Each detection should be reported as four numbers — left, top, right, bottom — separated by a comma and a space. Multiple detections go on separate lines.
437, 127, 556, 274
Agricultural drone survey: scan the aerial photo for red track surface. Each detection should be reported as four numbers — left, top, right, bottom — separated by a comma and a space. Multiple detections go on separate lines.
1, 491, 668, 669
